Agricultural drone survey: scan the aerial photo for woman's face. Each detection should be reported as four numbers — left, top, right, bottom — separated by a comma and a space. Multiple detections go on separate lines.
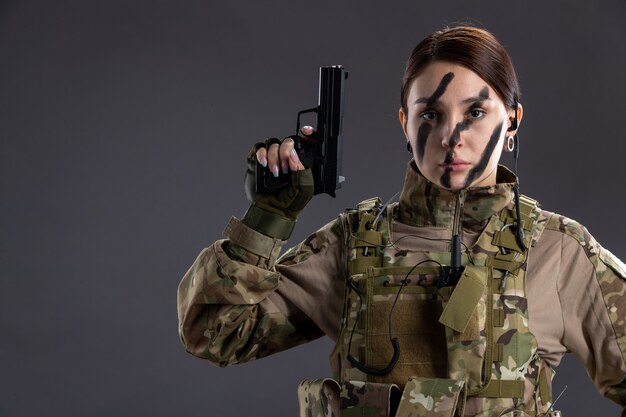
399, 61, 521, 190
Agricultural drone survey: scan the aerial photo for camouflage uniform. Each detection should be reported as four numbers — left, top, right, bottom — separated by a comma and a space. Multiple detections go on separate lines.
177, 161, 626, 416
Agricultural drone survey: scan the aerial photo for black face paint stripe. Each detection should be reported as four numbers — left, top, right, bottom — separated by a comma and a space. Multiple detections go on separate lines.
417, 123, 432, 164
448, 119, 472, 148
426, 72, 454, 107
464, 122, 504, 188
415, 73, 454, 165
478, 86, 489, 100
440, 168, 452, 189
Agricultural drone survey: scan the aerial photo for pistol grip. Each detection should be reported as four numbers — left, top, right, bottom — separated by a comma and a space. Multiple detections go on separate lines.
255, 161, 291, 194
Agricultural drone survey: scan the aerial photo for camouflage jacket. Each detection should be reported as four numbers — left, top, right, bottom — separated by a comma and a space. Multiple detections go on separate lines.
177, 161, 626, 415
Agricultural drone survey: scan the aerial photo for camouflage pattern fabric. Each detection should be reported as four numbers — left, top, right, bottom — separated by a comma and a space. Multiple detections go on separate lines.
177, 217, 336, 365
177, 163, 626, 416
545, 214, 626, 410
298, 379, 341, 417
332, 166, 559, 416
340, 380, 401, 417
395, 377, 465, 417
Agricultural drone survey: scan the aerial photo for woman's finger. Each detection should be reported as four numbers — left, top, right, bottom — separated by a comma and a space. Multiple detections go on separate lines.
255, 147, 267, 167
280, 137, 304, 172
266, 142, 280, 177
300, 125, 315, 138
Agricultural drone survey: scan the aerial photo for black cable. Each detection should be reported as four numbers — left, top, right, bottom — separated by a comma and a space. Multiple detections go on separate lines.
350, 232, 476, 266
512, 134, 527, 253
346, 259, 443, 376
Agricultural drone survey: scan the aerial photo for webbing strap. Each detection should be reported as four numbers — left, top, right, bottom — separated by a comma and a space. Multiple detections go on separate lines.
475, 379, 525, 398
349, 256, 380, 274
503, 215, 532, 231
492, 194, 539, 264
492, 230, 526, 252
492, 343, 504, 362
351, 230, 382, 248
539, 366, 552, 405
491, 258, 523, 274
493, 309, 504, 327
348, 198, 385, 274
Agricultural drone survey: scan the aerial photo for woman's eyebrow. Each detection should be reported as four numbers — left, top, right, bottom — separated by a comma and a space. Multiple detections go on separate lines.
461, 87, 491, 104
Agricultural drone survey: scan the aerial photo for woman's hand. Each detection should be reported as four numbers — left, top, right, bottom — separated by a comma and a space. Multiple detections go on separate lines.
241, 126, 316, 239
255, 126, 314, 175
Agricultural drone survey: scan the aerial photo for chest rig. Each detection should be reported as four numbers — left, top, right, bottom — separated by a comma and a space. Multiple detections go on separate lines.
298, 194, 560, 417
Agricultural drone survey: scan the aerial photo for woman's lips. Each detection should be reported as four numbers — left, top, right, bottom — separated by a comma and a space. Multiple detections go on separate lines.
439, 159, 470, 172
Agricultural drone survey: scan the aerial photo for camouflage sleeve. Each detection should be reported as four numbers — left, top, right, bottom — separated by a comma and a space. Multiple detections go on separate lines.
177, 214, 346, 367
549, 216, 626, 410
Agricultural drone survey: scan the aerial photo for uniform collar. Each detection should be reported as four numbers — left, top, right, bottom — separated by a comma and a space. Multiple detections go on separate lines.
398, 160, 516, 229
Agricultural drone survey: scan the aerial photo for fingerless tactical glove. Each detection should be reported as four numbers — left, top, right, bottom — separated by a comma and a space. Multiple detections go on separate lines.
241, 143, 314, 240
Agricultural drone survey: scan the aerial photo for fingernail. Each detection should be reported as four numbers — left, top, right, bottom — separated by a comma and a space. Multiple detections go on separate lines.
290, 148, 299, 162
260, 156, 267, 167
281, 160, 288, 174
302, 126, 312, 134
271, 165, 279, 177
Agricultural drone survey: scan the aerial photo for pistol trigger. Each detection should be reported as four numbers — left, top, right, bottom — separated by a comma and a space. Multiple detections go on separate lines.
302, 135, 317, 145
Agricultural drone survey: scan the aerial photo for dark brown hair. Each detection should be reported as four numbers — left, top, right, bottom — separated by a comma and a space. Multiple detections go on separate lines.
400, 26, 520, 115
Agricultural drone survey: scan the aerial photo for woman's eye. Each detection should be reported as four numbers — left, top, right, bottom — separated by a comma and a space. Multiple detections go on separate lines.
420, 111, 437, 121
469, 109, 485, 118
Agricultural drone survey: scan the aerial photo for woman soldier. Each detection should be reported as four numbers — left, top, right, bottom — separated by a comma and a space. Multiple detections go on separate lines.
177, 26, 626, 417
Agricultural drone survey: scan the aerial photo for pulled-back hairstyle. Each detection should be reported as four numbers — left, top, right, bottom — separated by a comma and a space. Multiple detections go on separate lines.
401, 26, 520, 116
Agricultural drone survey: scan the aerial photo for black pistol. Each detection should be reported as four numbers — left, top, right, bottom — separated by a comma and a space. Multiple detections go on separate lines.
256, 65, 348, 197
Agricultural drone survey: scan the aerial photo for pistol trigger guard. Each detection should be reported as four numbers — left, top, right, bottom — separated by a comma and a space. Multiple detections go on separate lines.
296, 107, 318, 137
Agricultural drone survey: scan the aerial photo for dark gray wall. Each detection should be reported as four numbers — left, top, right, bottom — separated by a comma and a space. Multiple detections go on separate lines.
2, 1, 625, 416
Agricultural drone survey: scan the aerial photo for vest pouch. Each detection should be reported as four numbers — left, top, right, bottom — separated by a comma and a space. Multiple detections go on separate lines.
340, 380, 400, 417
438, 265, 489, 393
342, 266, 447, 387
298, 378, 341, 417
395, 376, 466, 417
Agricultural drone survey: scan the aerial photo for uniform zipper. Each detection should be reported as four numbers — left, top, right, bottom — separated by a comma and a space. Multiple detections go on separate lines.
452, 189, 467, 239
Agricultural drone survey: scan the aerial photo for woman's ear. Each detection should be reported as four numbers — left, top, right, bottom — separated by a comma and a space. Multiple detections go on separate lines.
507, 102, 524, 134
399, 107, 409, 140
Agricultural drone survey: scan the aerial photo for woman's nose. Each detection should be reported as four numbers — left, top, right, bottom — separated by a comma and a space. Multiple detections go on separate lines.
441, 118, 468, 149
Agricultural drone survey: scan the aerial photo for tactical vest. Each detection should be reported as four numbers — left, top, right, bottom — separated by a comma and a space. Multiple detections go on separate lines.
298, 195, 563, 417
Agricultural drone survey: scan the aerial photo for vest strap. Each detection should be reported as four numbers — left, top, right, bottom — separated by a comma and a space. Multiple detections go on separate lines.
491, 258, 523, 274
492, 342, 504, 362
475, 379, 525, 398
351, 230, 382, 248
348, 198, 385, 274
349, 256, 381, 274
493, 309, 505, 327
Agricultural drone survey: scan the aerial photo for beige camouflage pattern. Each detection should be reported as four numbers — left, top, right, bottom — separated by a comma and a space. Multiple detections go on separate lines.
395, 377, 465, 417
178, 162, 626, 416
298, 379, 341, 417
332, 165, 561, 416
177, 218, 337, 365
340, 380, 401, 417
